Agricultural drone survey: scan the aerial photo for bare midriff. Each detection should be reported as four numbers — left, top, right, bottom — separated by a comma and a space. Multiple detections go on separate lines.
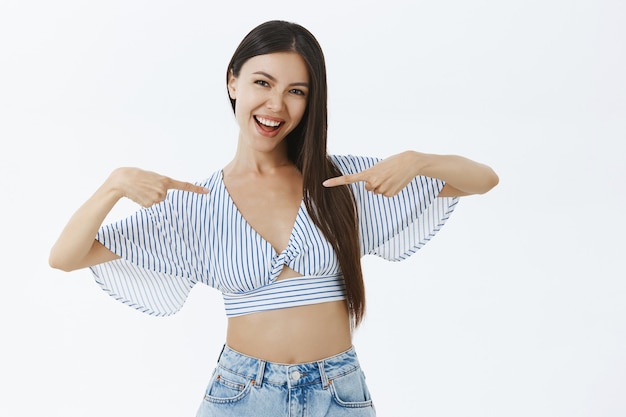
226, 299, 353, 364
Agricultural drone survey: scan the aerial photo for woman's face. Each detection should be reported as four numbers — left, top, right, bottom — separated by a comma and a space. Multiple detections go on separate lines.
228, 52, 309, 155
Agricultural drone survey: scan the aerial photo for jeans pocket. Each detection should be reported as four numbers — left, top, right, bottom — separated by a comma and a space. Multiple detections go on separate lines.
203, 366, 253, 404
329, 368, 373, 408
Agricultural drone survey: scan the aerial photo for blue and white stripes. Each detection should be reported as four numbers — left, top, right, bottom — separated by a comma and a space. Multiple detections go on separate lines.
90, 154, 459, 317
223, 274, 346, 317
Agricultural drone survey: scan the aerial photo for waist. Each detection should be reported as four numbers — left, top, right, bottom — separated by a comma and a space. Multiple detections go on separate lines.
226, 300, 352, 363
216, 344, 362, 388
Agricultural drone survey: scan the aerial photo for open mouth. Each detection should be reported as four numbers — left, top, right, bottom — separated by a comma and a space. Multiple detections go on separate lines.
254, 116, 283, 132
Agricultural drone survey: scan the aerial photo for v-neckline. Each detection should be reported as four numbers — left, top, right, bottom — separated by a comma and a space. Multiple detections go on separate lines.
219, 170, 304, 255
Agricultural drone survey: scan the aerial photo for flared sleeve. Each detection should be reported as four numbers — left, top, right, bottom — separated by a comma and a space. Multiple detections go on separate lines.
331, 154, 459, 261
89, 188, 211, 316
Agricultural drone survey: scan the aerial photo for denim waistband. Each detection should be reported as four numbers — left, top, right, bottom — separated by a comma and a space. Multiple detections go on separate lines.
217, 345, 361, 389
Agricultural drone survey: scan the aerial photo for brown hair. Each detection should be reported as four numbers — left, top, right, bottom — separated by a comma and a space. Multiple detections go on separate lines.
227, 20, 365, 327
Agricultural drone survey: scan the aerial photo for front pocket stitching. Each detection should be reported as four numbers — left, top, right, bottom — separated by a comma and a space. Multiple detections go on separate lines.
216, 374, 246, 391
328, 376, 373, 408
203, 375, 254, 404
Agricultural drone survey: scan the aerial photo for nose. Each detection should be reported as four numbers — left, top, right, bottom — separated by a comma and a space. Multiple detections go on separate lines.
266, 90, 283, 112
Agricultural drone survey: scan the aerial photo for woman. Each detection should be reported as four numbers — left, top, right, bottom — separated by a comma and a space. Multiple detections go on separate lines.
49, 20, 498, 416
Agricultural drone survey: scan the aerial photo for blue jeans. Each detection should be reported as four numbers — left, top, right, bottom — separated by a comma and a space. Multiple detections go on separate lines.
196, 345, 376, 417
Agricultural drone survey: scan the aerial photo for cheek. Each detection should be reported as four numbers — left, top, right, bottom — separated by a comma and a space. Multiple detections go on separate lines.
233, 92, 255, 120
291, 101, 308, 124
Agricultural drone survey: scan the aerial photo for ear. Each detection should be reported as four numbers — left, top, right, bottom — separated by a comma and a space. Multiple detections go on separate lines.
227, 69, 237, 100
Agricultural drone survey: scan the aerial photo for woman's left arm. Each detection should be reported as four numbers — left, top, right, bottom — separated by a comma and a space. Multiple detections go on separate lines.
323, 151, 499, 197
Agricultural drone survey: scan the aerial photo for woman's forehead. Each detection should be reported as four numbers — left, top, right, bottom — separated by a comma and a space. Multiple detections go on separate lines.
240, 52, 309, 81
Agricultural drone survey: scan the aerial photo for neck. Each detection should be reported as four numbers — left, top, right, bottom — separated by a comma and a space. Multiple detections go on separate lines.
227, 139, 293, 176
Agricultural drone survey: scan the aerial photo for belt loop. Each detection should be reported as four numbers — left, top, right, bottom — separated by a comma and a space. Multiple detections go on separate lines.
254, 359, 266, 388
317, 360, 330, 389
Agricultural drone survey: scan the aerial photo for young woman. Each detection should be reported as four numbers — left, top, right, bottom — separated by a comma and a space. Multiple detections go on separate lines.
49, 20, 498, 416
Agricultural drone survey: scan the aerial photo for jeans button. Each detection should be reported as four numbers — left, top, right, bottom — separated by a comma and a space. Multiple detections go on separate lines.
291, 370, 301, 380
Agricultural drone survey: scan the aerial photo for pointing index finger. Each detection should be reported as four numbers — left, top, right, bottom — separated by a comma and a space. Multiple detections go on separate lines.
322, 173, 362, 188
167, 178, 210, 194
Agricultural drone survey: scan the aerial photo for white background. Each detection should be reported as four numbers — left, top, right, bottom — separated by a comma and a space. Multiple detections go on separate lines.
1, 0, 625, 416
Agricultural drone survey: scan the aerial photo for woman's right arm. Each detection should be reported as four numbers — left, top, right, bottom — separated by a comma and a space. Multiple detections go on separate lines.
49, 167, 209, 272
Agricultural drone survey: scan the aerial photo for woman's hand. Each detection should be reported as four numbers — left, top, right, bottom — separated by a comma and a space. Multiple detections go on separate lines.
109, 167, 209, 207
323, 152, 420, 197
323, 151, 498, 197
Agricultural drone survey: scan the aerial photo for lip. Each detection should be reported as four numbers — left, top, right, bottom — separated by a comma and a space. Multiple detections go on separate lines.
254, 114, 285, 138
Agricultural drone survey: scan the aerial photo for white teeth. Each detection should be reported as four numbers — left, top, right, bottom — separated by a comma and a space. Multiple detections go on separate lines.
256, 116, 281, 127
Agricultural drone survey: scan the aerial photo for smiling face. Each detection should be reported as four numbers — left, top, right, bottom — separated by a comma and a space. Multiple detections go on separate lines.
227, 52, 310, 156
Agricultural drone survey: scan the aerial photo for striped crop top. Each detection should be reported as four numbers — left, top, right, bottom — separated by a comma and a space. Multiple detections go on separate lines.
90, 155, 459, 317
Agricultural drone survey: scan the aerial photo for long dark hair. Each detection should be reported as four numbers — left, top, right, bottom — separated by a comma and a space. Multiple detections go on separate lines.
227, 20, 365, 327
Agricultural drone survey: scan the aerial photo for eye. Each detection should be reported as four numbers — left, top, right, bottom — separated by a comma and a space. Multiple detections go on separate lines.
255, 80, 270, 87
289, 88, 306, 96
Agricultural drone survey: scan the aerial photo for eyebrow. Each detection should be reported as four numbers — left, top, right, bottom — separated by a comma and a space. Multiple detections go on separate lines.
252, 71, 309, 88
